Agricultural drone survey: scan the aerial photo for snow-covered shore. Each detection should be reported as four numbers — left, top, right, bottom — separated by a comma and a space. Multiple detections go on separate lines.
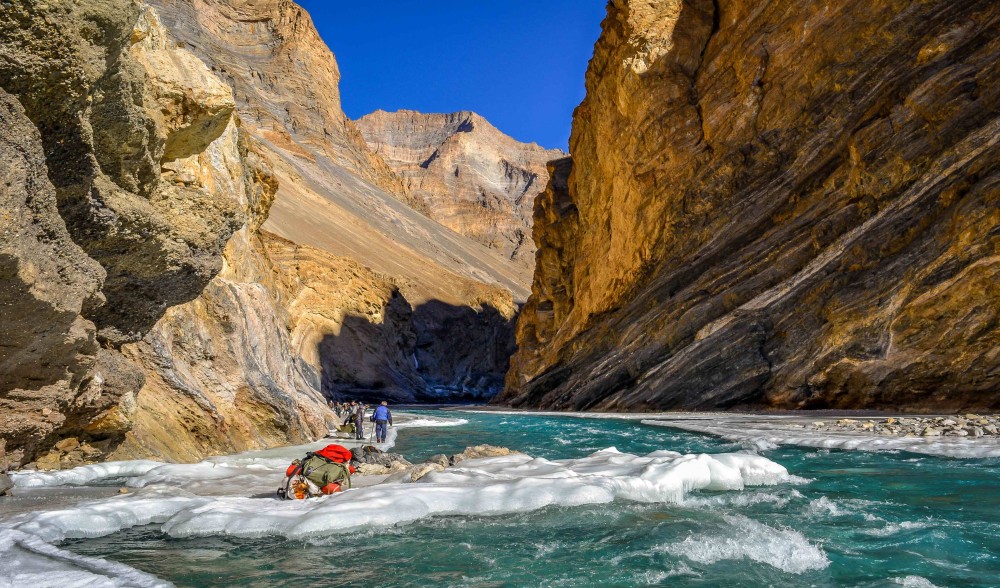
0, 411, 800, 587
458, 409, 1000, 459
640, 414, 1000, 459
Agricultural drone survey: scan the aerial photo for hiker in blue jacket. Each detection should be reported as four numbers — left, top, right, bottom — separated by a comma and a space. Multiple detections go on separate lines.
372, 401, 392, 443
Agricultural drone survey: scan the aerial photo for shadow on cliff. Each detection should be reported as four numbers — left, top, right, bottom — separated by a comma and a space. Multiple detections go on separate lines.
317, 296, 518, 404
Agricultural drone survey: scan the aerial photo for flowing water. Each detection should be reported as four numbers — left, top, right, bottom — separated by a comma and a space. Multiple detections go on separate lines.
3, 410, 999, 587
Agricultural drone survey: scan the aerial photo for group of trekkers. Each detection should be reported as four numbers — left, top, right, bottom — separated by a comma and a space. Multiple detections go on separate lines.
328, 399, 393, 443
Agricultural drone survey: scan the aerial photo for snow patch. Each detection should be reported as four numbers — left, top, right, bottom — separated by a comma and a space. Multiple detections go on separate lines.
393, 416, 468, 429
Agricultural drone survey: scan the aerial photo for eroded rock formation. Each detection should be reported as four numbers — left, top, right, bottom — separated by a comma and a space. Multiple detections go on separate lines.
264, 234, 516, 403
356, 110, 565, 267
109, 126, 333, 462
0, 0, 252, 468
2, 0, 526, 466
503, 0, 1000, 412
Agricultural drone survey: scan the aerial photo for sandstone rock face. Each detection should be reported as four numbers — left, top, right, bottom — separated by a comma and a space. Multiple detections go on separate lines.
0, 88, 106, 469
149, 0, 408, 203
0, 0, 246, 467
356, 110, 565, 267
111, 131, 333, 462
0, 1, 244, 349
503, 0, 1000, 412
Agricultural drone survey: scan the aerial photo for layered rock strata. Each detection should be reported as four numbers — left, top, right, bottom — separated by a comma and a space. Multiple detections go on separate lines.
356, 110, 565, 267
503, 0, 1000, 411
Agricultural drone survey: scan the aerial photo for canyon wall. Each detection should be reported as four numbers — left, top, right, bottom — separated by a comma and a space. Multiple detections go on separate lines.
146, 0, 524, 401
262, 233, 516, 404
146, 0, 532, 303
0, 0, 308, 468
1, 0, 525, 467
502, 0, 1000, 411
356, 110, 565, 268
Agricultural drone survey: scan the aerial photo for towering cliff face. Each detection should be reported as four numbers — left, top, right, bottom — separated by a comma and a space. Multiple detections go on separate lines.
0, 0, 266, 468
2, 0, 530, 467
109, 125, 334, 462
356, 110, 565, 267
503, 0, 1000, 412
147, 0, 532, 303
149, 0, 408, 203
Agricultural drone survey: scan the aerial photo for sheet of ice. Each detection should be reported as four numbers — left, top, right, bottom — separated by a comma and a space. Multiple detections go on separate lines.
11, 428, 402, 495
662, 514, 830, 574
5, 448, 794, 544
12, 461, 166, 489
0, 528, 171, 588
12, 457, 296, 496
641, 419, 1000, 458
392, 416, 468, 429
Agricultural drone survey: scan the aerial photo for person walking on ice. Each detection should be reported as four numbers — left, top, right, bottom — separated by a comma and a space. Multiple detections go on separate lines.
372, 401, 392, 443
353, 402, 366, 440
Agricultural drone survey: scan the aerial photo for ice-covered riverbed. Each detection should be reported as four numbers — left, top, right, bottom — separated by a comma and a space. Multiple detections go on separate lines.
2, 410, 999, 587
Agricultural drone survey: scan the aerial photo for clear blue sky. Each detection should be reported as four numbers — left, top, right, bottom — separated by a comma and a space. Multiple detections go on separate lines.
296, 1, 608, 151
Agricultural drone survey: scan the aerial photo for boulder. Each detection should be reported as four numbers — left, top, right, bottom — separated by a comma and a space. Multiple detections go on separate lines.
0, 473, 13, 496
450, 445, 518, 465
355, 463, 391, 476
426, 454, 450, 468
35, 452, 62, 471
351, 446, 412, 470
53, 437, 80, 452
410, 462, 445, 482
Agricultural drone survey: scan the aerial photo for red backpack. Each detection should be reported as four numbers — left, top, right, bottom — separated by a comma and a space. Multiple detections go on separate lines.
314, 444, 353, 464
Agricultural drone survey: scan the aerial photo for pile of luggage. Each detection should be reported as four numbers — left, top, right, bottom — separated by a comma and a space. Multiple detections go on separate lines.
277, 444, 354, 500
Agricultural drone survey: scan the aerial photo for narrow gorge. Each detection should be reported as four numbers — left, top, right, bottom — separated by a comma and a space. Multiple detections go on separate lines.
3, 2, 1000, 586
2, 0, 998, 473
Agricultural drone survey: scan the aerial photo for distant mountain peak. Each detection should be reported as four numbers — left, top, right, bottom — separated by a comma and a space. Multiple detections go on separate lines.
356, 109, 565, 267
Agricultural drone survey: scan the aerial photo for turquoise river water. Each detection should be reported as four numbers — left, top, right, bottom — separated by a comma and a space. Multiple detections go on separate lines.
9, 410, 1000, 587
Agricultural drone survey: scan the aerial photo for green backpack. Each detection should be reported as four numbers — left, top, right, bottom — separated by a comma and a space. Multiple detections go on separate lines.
301, 454, 352, 490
